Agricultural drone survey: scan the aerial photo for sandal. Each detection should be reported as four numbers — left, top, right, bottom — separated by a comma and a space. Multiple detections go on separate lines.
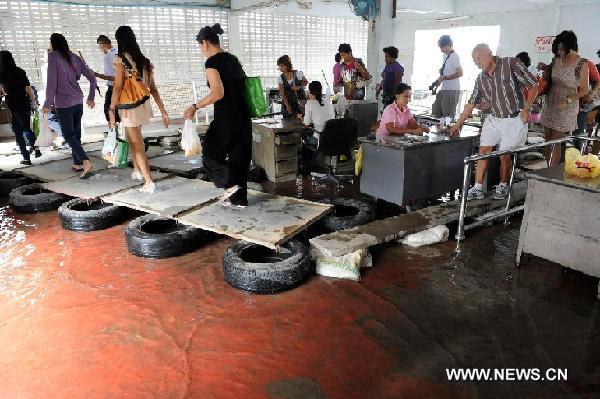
79, 167, 94, 180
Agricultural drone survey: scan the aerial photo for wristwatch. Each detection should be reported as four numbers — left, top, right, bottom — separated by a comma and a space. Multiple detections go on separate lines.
193, 103, 199, 110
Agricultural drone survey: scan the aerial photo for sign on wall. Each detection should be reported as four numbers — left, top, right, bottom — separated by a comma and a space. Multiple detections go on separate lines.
535, 36, 556, 53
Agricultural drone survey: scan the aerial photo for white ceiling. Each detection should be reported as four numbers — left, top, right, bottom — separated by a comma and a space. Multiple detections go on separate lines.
37, 0, 230, 7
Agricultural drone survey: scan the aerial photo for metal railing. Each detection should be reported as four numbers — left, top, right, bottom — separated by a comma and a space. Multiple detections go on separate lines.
455, 134, 600, 242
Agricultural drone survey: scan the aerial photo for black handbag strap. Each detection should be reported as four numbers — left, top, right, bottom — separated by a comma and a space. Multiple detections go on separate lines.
439, 50, 454, 75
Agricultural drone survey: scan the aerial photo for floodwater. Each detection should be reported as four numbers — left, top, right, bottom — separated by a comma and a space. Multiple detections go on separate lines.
0, 178, 599, 399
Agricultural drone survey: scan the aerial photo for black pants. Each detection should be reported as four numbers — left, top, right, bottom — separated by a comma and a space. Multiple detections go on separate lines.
56, 103, 88, 166
10, 110, 36, 161
103, 86, 120, 123
202, 108, 252, 191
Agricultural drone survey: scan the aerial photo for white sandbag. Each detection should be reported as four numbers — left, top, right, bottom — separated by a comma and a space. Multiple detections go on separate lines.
181, 119, 201, 157
314, 248, 370, 281
35, 112, 54, 147
400, 225, 449, 248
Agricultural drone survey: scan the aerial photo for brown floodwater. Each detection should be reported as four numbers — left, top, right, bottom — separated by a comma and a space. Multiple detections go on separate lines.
0, 177, 599, 398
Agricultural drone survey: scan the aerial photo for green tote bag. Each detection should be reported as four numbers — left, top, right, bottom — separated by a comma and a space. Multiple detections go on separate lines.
244, 76, 267, 118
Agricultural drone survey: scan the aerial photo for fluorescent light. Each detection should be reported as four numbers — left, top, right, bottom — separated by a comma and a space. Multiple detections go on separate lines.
435, 15, 471, 22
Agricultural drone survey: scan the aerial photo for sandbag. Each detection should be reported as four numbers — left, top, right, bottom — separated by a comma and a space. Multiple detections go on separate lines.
400, 225, 449, 248
313, 248, 371, 281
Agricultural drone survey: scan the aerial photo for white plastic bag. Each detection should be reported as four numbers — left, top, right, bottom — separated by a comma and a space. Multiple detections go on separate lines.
102, 127, 118, 166
181, 119, 201, 157
35, 112, 54, 147
400, 225, 449, 248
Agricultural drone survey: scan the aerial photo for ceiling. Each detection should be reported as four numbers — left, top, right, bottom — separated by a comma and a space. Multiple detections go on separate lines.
36, 0, 230, 7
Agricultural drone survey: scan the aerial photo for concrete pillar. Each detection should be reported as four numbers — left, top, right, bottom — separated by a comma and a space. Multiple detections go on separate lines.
227, 12, 243, 61
366, 0, 394, 102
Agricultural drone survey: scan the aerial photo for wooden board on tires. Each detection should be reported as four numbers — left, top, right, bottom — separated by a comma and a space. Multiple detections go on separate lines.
18, 156, 109, 182
42, 168, 169, 199
103, 176, 222, 218
148, 151, 203, 177
177, 191, 332, 249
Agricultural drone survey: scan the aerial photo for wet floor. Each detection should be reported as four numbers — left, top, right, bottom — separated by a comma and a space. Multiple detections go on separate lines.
0, 177, 599, 398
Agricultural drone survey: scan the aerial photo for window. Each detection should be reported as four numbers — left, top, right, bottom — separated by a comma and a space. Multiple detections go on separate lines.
0, 0, 228, 125
237, 11, 368, 92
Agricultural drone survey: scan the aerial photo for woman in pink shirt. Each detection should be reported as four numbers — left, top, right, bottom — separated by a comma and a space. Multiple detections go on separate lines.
376, 83, 429, 140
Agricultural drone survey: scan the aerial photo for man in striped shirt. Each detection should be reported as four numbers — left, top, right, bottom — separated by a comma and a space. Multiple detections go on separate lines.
450, 43, 538, 200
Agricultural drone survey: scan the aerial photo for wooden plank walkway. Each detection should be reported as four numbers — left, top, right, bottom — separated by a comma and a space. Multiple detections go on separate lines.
178, 191, 332, 249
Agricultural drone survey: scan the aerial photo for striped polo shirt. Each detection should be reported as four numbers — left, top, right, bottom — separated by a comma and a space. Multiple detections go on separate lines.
469, 56, 537, 118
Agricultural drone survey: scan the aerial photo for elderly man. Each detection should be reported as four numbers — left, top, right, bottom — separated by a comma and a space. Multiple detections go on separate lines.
450, 43, 538, 200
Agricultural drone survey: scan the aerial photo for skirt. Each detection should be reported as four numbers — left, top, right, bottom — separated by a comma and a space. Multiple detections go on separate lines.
118, 101, 153, 128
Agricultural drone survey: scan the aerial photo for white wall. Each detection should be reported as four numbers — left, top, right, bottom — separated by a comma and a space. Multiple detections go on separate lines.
393, 1, 600, 89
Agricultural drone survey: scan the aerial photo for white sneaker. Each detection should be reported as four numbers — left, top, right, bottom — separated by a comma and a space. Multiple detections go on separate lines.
138, 182, 155, 194
492, 184, 509, 200
466, 186, 485, 201
131, 171, 144, 181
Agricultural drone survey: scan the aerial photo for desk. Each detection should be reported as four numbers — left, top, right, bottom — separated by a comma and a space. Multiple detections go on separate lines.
251, 119, 304, 183
359, 126, 479, 205
517, 166, 600, 297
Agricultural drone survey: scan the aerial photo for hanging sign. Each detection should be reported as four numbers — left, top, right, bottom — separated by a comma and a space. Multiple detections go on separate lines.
535, 36, 555, 53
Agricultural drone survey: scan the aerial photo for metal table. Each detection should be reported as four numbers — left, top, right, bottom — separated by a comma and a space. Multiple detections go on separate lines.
359, 126, 479, 205
517, 165, 600, 297
251, 118, 304, 183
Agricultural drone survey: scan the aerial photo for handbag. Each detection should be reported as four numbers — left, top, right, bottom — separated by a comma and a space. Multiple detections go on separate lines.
0, 97, 12, 124
116, 53, 151, 110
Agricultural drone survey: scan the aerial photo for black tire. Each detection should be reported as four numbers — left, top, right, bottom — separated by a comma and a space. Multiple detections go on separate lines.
320, 198, 374, 232
58, 198, 127, 232
223, 240, 312, 294
125, 214, 207, 259
8, 183, 69, 214
0, 171, 33, 196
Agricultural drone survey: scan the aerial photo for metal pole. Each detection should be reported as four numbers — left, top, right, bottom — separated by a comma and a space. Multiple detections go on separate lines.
548, 143, 557, 167
455, 161, 472, 241
504, 152, 518, 225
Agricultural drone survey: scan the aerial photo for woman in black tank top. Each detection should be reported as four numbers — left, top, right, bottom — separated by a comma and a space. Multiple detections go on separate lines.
184, 24, 251, 208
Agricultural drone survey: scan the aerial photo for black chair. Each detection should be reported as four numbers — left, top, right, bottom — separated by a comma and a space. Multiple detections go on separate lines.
311, 118, 358, 183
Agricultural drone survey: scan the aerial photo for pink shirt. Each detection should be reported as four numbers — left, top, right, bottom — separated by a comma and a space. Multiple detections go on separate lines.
376, 102, 413, 139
